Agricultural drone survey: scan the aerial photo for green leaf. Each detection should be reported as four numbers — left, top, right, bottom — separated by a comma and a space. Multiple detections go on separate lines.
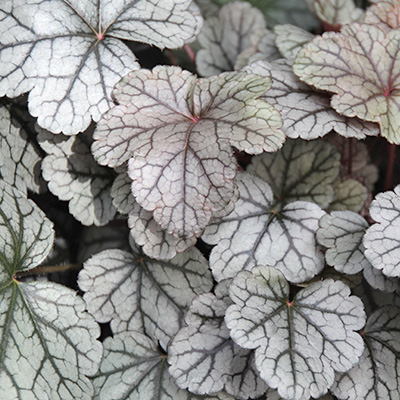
78, 243, 213, 346
293, 23, 400, 144
0, 181, 102, 399
92, 66, 284, 238
38, 127, 116, 226
330, 179, 368, 212
202, 172, 325, 283
0, 0, 202, 134
226, 265, 366, 400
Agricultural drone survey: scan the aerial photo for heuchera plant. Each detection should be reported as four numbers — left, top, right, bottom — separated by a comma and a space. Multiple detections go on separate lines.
1, 0, 400, 399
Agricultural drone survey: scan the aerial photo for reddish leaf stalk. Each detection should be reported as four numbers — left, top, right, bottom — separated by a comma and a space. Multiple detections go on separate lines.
385, 143, 397, 190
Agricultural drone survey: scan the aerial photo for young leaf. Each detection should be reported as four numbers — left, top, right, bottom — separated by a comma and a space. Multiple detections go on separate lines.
274, 24, 314, 62
202, 172, 325, 283
38, 128, 116, 226
93, 329, 235, 400
78, 244, 213, 346
0, 0, 202, 134
247, 139, 340, 208
0, 181, 102, 399
313, 0, 364, 26
0, 101, 43, 194
364, 185, 400, 277
364, 0, 400, 31
196, 2, 267, 76
293, 23, 400, 144
332, 306, 400, 400
225, 265, 366, 400
92, 66, 284, 238
246, 60, 379, 140
168, 290, 269, 398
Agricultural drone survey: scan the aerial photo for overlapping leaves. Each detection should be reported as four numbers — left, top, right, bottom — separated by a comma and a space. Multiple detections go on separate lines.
226, 265, 366, 400
0, 0, 202, 134
294, 23, 400, 144
0, 182, 102, 399
92, 65, 284, 239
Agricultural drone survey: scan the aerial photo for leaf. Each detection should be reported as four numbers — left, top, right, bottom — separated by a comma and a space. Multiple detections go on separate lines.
0, 0, 202, 135
246, 60, 379, 140
0, 99, 43, 194
313, 0, 364, 26
111, 169, 196, 260
364, 185, 400, 277
93, 330, 235, 400
316, 211, 370, 275
332, 306, 400, 400
247, 138, 340, 208
225, 265, 366, 400
234, 29, 280, 70
293, 23, 400, 144
0, 181, 102, 399
364, 0, 400, 31
274, 24, 314, 62
168, 289, 269, 398
330, 179, 368, 212
92, 66, 284, 238
78, 244, 213, 346
196, 2, 267, 76
38, 127, 116, 226
202, 172, 325, 283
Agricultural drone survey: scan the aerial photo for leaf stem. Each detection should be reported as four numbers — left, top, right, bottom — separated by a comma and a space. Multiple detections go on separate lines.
184, 44, 196, 65
14, 263, 82, 280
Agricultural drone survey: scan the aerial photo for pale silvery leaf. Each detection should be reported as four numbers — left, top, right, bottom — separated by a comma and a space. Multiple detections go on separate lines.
92, 66, 284, 238
93, 330, 235, 400
362, 262, 400, 293
293, 24, 400, 144
364, 0, 400, 31
247, 139, 340, 208
38, 128, 116, 226
0, 0, 202, 135
0, 181, 102, 399
196, 2, 266, 76
0, 101, 42, 194
330, 179, 368, 212
78, 245, 213, 345
168, 291, 269, 398
112, 169, 196, 260
246, 60, 379, 140
364, 185, 400, 277
332, 306, 400, 400
317, 211, 370, 275
274, 24, 314, 62
202, 173, 325, 283
234, 29, 280, 70
226, 266, 366, 400
313, 0, 364, 25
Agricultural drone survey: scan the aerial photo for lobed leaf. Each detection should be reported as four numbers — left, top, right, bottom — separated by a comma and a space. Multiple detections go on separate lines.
247, 60, 379, 140
78, 244, 213, 345
330, 179, 368, 212
332, 306, 400, 400
202, 172, 325, 283
294, 23, 400, 144
313, 0, 364, 26
38, 128, 116, 226
196, 2, 267, 76
0, 0, 202, 134
226, 266, 366, 400
364, 0, 400, 31
0, 181, 102, 399
364, 185, 400, 277
93, 66, 284, 238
